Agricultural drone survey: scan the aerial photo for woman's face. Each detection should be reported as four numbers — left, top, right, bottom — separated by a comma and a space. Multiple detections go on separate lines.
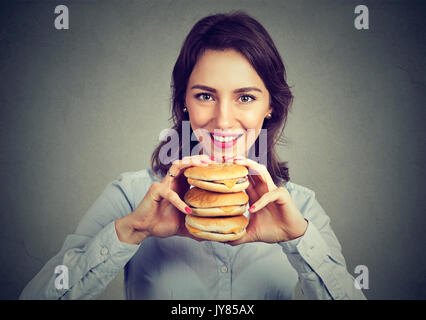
185, 49, 272, 159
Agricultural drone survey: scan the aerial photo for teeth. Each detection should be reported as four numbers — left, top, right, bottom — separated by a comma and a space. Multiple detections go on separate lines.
212, 135, 239, 142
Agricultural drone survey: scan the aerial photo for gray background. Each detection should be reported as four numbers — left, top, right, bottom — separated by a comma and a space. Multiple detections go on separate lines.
1, 0, 425, 299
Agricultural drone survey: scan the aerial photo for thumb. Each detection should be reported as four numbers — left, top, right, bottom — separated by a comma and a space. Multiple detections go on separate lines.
226, 225, 258, 246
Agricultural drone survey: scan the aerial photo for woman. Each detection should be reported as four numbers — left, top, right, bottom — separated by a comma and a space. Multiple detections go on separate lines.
20, 12, 366, 300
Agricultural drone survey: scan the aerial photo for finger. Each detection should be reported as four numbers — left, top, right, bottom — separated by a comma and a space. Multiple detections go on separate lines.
176, 226, 207, 242
164, 189, 192, 215
233, 156, 267, 174
223, 154, 237, 163
245, 176, 261, 205
248, 187, 288, 213
151, 182, 192, 214
227, 225, 258, 246
163, 155, 214, 185
233, 157, 276, 191
176, 219, 211, 242
177, 154, 214, 168
247, 172, 268, 196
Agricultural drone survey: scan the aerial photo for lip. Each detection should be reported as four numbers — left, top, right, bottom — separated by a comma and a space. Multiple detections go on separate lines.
209, 132, 243, 149
211, 132, 242, 137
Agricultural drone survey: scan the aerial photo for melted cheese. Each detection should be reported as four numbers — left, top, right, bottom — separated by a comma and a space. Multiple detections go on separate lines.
187, 224, 242, 234
222, 227, 243, 234
186, 225, 201, 233
219, 205, 240, 213
214, 178, 239, 189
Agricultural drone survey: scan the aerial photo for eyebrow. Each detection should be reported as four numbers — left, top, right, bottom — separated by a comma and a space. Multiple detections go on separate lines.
190, 85, 263, 94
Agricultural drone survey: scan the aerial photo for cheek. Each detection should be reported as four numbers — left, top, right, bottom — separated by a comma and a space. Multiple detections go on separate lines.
188, 109, 210, 131
240, 112, 266, 132
187, 109, 213, 146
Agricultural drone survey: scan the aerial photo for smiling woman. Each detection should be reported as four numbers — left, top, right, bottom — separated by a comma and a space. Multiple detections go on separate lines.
151, 12, 293, 185
185, 49, 271, 160
20, 11, 366, 301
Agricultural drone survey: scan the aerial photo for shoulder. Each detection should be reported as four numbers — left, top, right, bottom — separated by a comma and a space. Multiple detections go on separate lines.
283, 181, 316, 201
282, 181, 324, 217
111, 168, 161, 210
114, 168, 160, 185
282, 181, 333, 229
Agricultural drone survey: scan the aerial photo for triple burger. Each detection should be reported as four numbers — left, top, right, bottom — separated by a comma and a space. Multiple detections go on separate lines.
183, 163, 250, 242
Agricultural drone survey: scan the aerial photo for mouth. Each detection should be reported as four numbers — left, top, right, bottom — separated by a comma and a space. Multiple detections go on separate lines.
209, 132, 244, 149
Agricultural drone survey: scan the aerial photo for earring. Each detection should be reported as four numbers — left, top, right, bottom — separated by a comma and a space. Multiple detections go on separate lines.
266, 113, 272, 119
183, 106, 188, 113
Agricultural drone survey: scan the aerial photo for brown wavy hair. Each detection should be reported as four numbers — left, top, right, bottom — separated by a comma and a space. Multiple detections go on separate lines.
151, 11, 294, 185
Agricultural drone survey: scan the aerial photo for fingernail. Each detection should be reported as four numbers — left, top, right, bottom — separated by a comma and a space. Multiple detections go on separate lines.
185, 206, 192, 214
249, 205, 255, 212
210, 157, 216, 161
201, 160, 208, 164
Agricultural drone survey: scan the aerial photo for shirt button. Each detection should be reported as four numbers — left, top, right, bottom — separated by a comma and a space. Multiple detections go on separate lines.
220, 265, 228, 273
100, 247, 109, 256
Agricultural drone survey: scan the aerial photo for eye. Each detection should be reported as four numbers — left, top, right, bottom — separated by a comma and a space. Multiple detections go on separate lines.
195, 93, 214, 101
238, 95, 256, 103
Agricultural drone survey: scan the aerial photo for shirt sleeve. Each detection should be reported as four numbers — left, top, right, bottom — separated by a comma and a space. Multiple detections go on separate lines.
19, 173, 142, 300
278, 189, 367, 300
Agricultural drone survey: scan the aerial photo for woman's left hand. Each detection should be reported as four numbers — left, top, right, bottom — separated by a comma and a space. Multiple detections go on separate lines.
228, 156, 308, 245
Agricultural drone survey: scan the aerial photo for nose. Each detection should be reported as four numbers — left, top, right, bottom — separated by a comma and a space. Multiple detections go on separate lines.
214, 100, 235, 130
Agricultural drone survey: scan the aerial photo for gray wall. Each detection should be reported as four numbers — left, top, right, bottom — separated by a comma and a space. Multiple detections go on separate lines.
1, 0, 425, 299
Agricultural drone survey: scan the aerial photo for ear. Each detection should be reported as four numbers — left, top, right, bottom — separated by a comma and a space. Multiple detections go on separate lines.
265, 107, 273, 118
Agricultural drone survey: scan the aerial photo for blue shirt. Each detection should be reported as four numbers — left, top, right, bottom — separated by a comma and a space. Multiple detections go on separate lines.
19, 169, 366, 300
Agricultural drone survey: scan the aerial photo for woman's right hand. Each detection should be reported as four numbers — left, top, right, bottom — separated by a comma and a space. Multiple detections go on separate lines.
114, 155, 215, 245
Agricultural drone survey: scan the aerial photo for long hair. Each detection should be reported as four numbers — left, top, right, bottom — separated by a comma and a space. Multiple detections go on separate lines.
151, 11, 293, 185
